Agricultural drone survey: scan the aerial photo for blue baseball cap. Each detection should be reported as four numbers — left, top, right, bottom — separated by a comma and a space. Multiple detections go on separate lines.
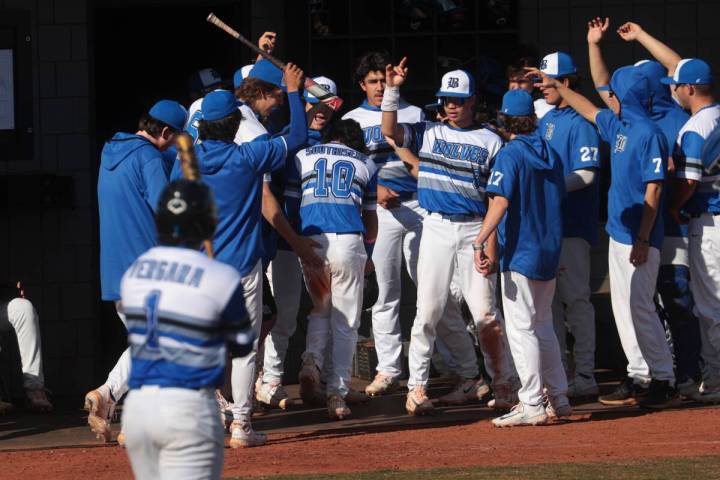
661, 58, 713, 85
149, 100, 188, 130
233, 64, 254, 89
248, 59, 286, 90
436, 70, 475, 98
201, 90, 238, 121
188, 68, 223, 95
540, 52, 577, 78
304, 76, 337, 104
500, 89, 534, 116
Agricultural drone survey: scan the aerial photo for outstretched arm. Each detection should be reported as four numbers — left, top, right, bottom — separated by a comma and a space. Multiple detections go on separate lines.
617, 22, 682, 75
381, 57, 408, 145
587, 17, 613, 108
527, 68, 601, 125
385, 135, 420, 178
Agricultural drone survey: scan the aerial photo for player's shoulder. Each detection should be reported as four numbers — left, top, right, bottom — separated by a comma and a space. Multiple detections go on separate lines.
682, 104, 720, 137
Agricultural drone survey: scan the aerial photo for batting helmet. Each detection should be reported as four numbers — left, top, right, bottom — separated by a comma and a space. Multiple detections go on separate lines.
156, 179, 217, 247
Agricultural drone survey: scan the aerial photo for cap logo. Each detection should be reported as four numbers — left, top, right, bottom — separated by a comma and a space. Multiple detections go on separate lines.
614, 134, 627, 153
167, 192, 187, 215
540, 59, 548, 70
447, 77, 460, 89
319, 83, 331, 92
545, 123, 555, 140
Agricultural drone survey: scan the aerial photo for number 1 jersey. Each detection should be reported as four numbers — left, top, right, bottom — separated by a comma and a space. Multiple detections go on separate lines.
290, 142, 378, 235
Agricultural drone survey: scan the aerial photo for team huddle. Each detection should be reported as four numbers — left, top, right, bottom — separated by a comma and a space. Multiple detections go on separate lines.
85, 19, 720, 480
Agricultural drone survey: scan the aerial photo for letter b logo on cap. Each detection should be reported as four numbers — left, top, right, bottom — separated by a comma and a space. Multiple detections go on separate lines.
447, 77, 460, 89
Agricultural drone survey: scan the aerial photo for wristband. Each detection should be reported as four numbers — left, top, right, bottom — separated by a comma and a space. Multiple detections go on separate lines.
472, 242, 486, 252
636, 236, 650, 245
381, 86, 400, 112
364, 240, 376, 258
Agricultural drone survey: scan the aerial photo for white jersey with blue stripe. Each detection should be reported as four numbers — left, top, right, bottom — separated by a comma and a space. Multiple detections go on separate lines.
185, 95, 269, 145
342, 100, 424, 196
291, 142, 378, 235
403, 121, 503, 216
121, 246, 252, 390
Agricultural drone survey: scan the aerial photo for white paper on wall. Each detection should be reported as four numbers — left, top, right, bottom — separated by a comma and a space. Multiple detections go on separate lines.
0, 49, 15, 130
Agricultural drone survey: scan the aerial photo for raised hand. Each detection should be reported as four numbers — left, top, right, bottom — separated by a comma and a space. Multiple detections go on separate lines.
587, 17, 609, 44
524, 67, 560, 90
617, 22, 643, 42
385, 56, 408, 88
283, 63, 305, 93
258, 32, 277, 53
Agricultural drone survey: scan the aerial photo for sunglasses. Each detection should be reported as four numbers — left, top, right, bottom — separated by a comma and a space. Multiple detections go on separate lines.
440, 96, 467, 106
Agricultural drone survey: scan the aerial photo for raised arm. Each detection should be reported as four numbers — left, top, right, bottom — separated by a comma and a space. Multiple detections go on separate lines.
587, 17, 613, 108
381, 57, 408, 145
617, 22, 682, 75
527, 68, 601, 125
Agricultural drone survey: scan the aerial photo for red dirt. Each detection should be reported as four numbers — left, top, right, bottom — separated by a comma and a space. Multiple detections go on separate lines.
2, 408, 719, 479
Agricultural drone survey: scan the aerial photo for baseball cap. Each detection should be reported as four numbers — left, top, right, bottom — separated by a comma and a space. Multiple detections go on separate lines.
500, 89, 534, 116
436, 70, 475, 98
149, 100, 188, 130
248, 59, 286, 90
661, 58, 713, 85
233, 64, 255, 89
188, 68, 223, 95
201, 90, 238, 121
540, 52, 577, 78
304, 76, 337, 104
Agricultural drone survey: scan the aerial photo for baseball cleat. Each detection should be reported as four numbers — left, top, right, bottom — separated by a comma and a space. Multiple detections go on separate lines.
492, 402, 548, 427
116, 431, 126, 447
676, 379, 701, 399
345, 389, 371, 405
545, 394, 572, 420
406, 387, 434, 416
599, 378, 648, 406
84, 386, 116, 443
26, 388, 54, 413
690, 382, 720, 404
256, 382, 294, 410
488, 382, 518, 411
327, 395, 351, 420
638, 380, 681, 409
437, 377, 491, 405
229, 420, 267, 448
365, 373, 400, 397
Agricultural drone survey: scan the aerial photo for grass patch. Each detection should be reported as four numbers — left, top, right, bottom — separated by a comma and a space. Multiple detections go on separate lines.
227, 455, 718, 480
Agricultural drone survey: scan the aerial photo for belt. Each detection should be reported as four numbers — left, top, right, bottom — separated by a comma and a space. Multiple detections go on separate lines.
429, 211, 482, 222
396, 192, 418, 202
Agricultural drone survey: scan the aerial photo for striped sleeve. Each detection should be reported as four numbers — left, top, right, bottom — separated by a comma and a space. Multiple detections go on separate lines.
675, 131, 705, 181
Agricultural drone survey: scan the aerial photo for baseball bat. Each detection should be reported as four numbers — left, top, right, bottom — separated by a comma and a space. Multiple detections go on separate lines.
206, 12, 343, 111
175, 133, 215, 258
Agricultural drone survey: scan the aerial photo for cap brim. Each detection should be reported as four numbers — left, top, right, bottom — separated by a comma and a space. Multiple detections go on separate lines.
435, 91, 473, 98
596, 85, 611, 91
660, 77, 677, 85
424, 102, 442, 110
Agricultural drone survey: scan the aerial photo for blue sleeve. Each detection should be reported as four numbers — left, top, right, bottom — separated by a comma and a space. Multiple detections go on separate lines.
280, 91, 309, 154
642, 133, 667, 183
401, 122, 427, 154
161, 146, 178, 178
243, 137, 289, 174
486, 150, 519, 201
675, 130, 706, 180
702, 125, 720, 170
169, 156, 183, 181
141, 150, 169, 212
594, 109, 618, 144
220, 282, 255, 358
570, 118, 601, 170
363, 169, 378, 210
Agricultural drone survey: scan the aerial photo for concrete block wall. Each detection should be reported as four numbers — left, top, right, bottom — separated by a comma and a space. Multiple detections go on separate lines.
0, 0, 95, 396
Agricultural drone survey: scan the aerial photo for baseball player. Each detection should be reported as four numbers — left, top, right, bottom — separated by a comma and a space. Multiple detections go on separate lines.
257, 76, 337, 409
344, 52, 487, 403
86, 99, 187, 443
537, 51, 601, 398
121, 179, 254, 480
617, 22, 720, 403
382, 58, 516, 415
506, 57, 554, 119
169, 63, 307, 447
533, 62, 678, 408
289, 118, 378, 419
473, 89, 569, 427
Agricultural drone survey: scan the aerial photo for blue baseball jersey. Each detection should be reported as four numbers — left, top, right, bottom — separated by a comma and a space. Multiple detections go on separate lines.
122, 246, 253, 390
342, 100, 424, 196
291, 142, 377, 235
170, 138, 288, 276
486, 133, 565, 281
539, 107, 601, 245
98, 133, 169, 301
596, 109, 667, 249
674, 104, 720, 215
403, 121, 503, 216
185, 96, 269, 145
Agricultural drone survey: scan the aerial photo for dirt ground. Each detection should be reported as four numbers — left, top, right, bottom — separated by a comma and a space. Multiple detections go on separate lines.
1, 406, 718, 479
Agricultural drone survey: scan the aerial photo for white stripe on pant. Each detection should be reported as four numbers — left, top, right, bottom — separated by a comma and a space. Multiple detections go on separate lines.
688, 214, 720, 388
608, 238, 674, 384
502, 271, 567, 406
123, 386, 224, 480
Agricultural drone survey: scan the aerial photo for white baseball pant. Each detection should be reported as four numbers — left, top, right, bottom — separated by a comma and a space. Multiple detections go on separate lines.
372, 201, 480, 380
502, 271, 567, 406
7, 298, 45, 389
262, 249, 303, 384
551, 237, 596, 381
301, 233, 366, 398
688, 214, 720, 388
231, 260, 263, 421
123, 386, 224, 480
608, 238, 674, 384
105, 301, 131, 401
408, 214, 512, 389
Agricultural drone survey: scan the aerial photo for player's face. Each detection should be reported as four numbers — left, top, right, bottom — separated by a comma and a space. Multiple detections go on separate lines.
540, 83, 561, 106
255, 87, 285, 117
442, 95, 475, 126
305, 102, 334, 130
360, 71, 386, 107
672, 84, 691, 109
508, 77, 534, 94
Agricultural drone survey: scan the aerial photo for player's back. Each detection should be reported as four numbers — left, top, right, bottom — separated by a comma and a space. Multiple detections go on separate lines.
293, 142, 377, 235
121, 245, 245, 390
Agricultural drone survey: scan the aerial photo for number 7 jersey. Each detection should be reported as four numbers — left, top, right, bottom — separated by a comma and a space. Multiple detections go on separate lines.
289, 142, 378, 235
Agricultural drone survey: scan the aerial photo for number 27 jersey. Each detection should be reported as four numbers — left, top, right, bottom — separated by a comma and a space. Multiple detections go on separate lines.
291, 142, 378, 235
